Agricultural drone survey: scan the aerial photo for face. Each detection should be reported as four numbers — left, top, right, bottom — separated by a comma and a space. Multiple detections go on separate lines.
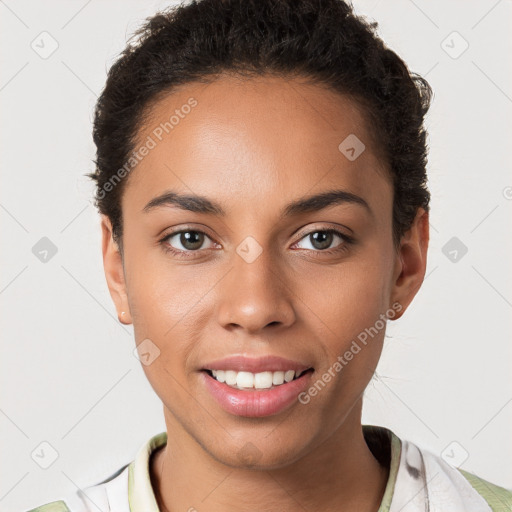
101, 73, 428, 468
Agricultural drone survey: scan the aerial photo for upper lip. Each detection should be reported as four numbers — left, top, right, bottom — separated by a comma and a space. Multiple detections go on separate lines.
202, 355, 313, 374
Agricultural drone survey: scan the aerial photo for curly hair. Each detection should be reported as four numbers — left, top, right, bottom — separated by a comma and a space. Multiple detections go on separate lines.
86, 0, 432, 255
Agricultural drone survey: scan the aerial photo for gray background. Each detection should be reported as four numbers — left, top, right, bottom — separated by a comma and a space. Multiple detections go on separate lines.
1, 0, 511, 510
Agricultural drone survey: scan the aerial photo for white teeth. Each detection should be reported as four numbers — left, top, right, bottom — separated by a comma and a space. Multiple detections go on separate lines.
272, 371, 284, 385
254, 371, 273, 389
209, 369, 305, 389
284, 370, 295, 383
236, 371, 254, 388
225, 370, 237, 386
213, 369, 225, 383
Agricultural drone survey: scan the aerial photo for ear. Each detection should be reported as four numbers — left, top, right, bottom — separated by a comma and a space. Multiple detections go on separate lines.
389, 207, 429, 320
100, 214, 132, 324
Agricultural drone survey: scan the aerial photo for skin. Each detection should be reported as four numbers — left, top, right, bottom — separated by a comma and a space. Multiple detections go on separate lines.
101, 73, 429, 512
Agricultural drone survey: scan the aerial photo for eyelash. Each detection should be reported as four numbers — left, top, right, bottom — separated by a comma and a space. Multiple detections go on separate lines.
159, 227, 355, 259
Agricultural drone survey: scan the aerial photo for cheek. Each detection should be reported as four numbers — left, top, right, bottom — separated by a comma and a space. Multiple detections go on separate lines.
125, 241, 215, 331
125, 260, 222, 385
302, 270, 388, 413
293, 251, 392, 393
300, 257, 390, 333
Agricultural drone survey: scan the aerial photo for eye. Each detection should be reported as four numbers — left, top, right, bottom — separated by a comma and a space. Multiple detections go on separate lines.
159, 226, 354, 259
160, 228, 217, 256
294, 228, 354, 252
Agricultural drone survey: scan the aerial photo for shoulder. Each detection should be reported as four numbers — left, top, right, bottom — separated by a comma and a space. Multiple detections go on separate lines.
25, 502, 72, 512
23, 463, 130, 512
23, 431, 167, 512
457, 467, 512, 512
402, 437, 512, 512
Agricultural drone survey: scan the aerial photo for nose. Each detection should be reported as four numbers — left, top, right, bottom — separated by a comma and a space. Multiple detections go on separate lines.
215, 246, 297, 334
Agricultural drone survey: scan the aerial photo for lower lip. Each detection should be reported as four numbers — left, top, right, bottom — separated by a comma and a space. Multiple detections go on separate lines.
201, 370, 314, 418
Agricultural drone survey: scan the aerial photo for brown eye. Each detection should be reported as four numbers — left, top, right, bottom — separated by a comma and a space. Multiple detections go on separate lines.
295, 229, 351, 252
309, 231, 334, 250
162, 230, 215, 252
177, 231, 205, 250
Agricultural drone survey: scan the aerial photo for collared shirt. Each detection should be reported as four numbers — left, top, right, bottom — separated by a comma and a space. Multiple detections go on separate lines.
26, 424, 512, 512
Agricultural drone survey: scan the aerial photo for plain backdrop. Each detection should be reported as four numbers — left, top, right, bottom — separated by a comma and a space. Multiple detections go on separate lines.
1, 0, 511, 510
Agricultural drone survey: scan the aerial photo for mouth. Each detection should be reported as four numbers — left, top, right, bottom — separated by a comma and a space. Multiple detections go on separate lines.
199, 354, 315, 416
200, 365, 315, 417
202, 367, 314, 391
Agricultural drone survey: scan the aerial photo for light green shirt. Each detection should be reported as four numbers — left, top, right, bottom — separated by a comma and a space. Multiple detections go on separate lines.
25, 424, 512, 511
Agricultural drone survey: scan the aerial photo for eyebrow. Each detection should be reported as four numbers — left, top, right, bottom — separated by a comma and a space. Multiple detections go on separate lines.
142, 189, 372, 218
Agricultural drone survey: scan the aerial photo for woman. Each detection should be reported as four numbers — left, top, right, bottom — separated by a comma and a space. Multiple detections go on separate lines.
27, 0, 512, 510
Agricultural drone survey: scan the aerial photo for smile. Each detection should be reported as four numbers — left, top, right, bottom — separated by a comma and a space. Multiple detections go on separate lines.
201, 367, 315, 417
205, 369, 310, 390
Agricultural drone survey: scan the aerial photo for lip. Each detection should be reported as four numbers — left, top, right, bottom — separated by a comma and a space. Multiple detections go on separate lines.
201, 368, 314, 417
202, 355, 312, 374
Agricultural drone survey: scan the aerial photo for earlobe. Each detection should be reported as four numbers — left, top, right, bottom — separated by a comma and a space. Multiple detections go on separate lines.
100, 215, 132, 324
389, 208, 429, 321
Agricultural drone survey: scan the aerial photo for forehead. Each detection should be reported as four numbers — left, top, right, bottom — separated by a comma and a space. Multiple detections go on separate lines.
123, 74, 391, 218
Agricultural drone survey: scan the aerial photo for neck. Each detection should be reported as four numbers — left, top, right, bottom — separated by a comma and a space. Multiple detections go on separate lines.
151, 403, 389, 512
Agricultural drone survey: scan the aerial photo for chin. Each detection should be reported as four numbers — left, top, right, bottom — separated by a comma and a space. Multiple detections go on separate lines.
205, 435, 311, 470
